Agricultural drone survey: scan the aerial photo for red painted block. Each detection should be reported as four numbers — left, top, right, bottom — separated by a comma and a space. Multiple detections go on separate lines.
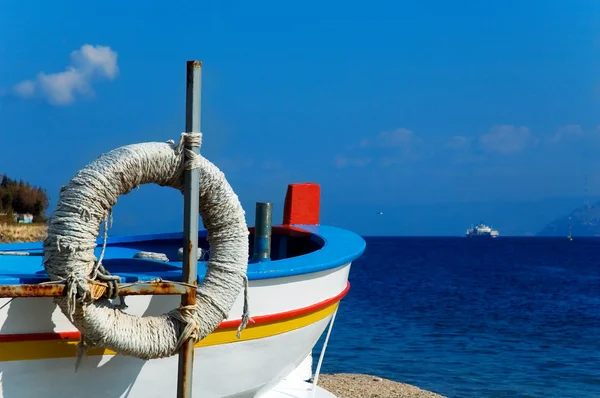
283, 183, 321, 225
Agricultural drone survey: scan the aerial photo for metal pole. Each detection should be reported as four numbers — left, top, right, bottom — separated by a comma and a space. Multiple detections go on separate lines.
252, 202, 272, 261
177, 60, 202, 398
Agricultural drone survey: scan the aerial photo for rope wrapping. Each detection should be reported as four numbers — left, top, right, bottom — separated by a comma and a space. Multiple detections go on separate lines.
42, 133, 249, 362
133, 252, 170, 262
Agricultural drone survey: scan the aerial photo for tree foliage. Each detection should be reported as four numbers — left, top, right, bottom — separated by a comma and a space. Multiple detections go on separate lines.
0, 174, 49, 221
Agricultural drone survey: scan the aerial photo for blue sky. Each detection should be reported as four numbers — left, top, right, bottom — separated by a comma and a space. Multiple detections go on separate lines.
1, 0, 600, 236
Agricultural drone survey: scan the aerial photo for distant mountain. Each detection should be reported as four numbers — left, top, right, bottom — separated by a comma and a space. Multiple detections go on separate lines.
537, 203, 600, 237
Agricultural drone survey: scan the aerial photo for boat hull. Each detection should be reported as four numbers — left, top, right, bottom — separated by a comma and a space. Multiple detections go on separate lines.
0, 315, 332, 398
0, 263, 351, 397
466, 234, 498, 239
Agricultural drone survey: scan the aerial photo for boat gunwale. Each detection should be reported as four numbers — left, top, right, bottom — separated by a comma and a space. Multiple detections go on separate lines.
0, 224, 366, 284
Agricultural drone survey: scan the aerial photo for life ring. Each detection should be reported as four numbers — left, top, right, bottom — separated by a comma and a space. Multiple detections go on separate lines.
42, 134, 249, 360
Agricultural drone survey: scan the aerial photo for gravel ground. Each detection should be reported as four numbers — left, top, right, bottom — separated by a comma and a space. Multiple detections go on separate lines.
317, 374, 446, 398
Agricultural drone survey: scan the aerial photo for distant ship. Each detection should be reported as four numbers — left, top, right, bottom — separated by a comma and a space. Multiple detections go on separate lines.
466, 222, 499, 238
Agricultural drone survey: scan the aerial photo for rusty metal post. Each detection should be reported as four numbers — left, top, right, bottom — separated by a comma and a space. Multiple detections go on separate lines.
177, 60, 202, 398
252, 202, 272, 261
0, 281, 193, 298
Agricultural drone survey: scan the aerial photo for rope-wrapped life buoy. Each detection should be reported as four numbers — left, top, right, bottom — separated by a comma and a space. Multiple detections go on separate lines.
42, 133, 249, 362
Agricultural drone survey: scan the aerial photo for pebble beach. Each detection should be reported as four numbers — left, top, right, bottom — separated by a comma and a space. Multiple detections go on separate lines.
318, 374, 445, 398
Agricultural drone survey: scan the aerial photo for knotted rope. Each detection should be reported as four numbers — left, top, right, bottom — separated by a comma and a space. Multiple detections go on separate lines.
42, 133, 250, 364
133, 252, 170, 262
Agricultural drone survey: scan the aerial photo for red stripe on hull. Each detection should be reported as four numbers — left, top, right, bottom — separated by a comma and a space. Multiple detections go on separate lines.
0, 282, 350, 343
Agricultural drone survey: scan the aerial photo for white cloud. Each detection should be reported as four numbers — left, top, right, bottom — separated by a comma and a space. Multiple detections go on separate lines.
12, 44, 118, 105
549, 124, 585, 143
335, 127, 425, 168
71, 44, 118, 79
12, 81, 35, 97
334, 155, 371, 168
480, 125, 536, 155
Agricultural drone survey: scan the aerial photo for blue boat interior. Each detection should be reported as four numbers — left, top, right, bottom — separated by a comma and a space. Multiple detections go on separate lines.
0, 225, 366, 285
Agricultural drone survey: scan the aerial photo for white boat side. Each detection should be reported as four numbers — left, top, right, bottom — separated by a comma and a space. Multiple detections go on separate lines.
0, 223, 365, 398
0, 263, 351, 335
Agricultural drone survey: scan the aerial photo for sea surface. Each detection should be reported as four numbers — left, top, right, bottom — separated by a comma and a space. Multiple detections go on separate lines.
312, 237, 600, 398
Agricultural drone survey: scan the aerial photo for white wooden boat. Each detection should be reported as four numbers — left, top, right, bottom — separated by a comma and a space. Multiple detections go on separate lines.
0, 183, 365, 398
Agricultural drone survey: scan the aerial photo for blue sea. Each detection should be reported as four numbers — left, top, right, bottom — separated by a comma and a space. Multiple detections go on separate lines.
312, 237, 600, 398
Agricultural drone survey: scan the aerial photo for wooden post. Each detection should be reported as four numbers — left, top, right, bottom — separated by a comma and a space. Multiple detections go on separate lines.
252, 202, 272, 261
